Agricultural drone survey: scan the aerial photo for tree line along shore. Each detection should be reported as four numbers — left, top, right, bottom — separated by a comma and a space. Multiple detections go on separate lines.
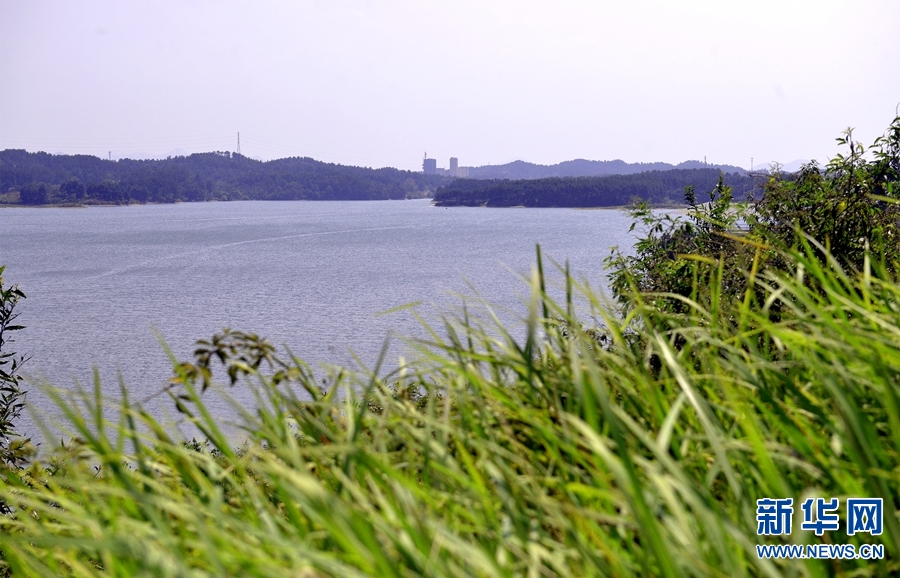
432, 168, 757, 207
0, 149, 447, 205
1, 148, 759, 208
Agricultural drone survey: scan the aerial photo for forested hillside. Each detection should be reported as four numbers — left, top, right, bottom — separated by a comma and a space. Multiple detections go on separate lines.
433, 168, 755, 207
0, 150, 448, 205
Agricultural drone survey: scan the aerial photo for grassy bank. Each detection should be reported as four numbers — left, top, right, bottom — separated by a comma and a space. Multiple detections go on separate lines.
0, 241, 897, 576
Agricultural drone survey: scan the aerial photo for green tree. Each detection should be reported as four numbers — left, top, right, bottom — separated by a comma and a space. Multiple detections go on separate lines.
87, 180, 127, 204
750, 124, 900, 274
607, 115, 900, 312
60, 179, 86, 201
0, 266, 28, 469
605, 175, 751, 313
18, 182, 48, 205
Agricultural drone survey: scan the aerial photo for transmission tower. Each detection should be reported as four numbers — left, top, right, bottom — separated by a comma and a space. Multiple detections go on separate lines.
237, 132, 241, 156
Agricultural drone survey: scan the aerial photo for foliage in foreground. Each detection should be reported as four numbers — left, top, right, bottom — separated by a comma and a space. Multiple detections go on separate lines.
0, 241, 899, 576
0, 266, 28, 469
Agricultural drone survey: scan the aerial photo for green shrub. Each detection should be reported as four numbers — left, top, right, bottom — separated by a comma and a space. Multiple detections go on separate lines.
607, 116, 900, 314
17, 183, 50, 206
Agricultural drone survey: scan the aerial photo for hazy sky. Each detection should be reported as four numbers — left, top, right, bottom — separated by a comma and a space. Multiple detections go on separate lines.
2, 1, 898, 171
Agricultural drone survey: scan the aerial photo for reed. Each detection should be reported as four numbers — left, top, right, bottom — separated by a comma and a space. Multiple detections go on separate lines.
0, 238, 897, 577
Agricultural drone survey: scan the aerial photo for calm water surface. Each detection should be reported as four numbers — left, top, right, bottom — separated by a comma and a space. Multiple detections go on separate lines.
0, 200, 636, 437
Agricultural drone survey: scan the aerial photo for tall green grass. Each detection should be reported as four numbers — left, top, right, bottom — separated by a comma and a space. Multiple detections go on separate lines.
0, 243, 898, 576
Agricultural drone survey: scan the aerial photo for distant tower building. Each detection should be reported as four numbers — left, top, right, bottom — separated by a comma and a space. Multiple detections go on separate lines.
449, 157, 459, 177
423, 156, 437, 174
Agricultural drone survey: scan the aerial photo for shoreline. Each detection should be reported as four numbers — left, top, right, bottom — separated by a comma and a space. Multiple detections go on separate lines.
0, 197, 435, 209
2, 198, 684, 210
431, 203, 686, 210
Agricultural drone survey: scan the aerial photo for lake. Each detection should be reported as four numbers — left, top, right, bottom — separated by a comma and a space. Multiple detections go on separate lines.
0, 199, 637, 438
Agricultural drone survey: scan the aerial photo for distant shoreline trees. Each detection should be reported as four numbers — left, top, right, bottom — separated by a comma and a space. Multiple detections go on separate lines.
1, 149, 762, 209
432, 168, 757, 208
0, 150, 448, 206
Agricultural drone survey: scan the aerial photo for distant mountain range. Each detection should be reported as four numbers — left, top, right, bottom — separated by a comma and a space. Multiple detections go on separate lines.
777, 159, 810, 173
467, 159, 748, 180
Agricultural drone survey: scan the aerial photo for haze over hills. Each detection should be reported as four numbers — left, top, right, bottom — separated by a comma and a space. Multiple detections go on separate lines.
779, 159, 811, 173
466, 158, 748, 180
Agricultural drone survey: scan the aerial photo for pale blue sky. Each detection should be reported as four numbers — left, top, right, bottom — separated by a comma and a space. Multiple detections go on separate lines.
1, 0, 898, 171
